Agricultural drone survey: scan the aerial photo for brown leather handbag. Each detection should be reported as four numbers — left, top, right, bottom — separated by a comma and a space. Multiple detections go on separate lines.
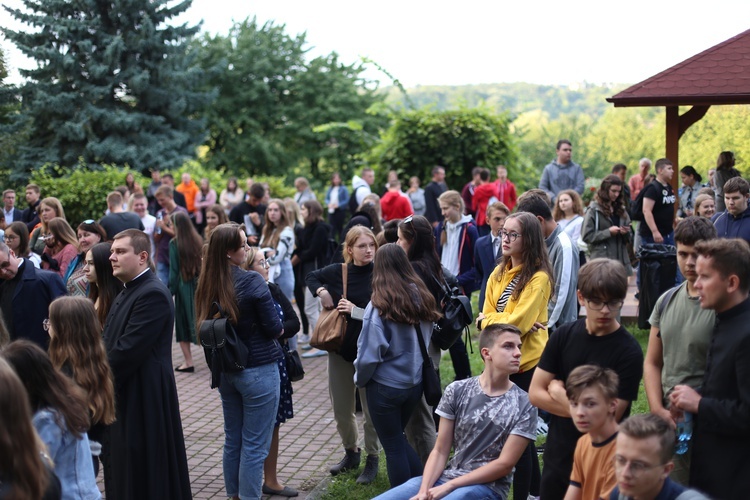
311, 264, 348, 352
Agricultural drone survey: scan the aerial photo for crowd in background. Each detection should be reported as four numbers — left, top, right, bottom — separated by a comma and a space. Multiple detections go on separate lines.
0, 141, 746, 500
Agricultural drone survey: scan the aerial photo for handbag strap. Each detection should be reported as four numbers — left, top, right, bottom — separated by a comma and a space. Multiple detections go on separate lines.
414, 323, 430, 366
341, 263, 348, 299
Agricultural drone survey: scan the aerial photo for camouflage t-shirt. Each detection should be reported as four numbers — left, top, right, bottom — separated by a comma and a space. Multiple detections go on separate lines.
435, 377, 537, 498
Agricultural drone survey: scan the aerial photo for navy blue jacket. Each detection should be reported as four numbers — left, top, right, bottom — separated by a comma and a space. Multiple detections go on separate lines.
5, 259, 66, 349
712, 206, 750, 244
474, 233, 499, 310
232, 266, 283, 367
435, 220, 479, 294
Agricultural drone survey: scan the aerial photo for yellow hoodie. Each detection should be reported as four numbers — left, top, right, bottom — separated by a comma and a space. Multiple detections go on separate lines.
481, 262, 552, 372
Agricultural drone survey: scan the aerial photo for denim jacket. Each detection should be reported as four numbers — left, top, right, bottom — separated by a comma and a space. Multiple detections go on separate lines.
33, 408, 101, 500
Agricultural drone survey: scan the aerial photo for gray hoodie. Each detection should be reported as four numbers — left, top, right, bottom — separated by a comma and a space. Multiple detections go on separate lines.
539, 160, 585, 202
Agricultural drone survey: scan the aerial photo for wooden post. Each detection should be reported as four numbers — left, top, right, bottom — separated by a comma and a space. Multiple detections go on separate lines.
666, 106, 680, 196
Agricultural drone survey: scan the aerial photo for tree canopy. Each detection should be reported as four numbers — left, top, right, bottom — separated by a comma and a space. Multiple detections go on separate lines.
1, 0, 210, 179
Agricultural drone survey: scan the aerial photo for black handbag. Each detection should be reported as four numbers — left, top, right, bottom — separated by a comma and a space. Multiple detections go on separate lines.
415, 323, 442, 406
432, 276, 473, 351
199, 302, 249, 389
283, 342, 305, 382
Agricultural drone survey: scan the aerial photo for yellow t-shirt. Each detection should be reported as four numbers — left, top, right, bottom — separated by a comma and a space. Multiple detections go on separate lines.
481, 263, 551, 372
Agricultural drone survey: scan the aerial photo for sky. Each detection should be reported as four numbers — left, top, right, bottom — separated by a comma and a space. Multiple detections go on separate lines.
2, 0, 750, 88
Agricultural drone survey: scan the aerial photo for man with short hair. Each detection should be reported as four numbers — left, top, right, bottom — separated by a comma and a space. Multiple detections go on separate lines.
539, 139, 585, 203
669, 238, 750, 499
517, 193, 579, 331
22, 183, 42, 231
711, 176, 750, 244
374, 324, 537, 500
495, 165, 518, 212
131, 193, 157, 256
350, 168, 374, 212
643, 217, 717, 485
529, 259, 643, 499
103, 229, 191, 499
612, 164, 631, 203
380, 180, 413, 221
2, 190, 22, 227
461, 167, 482, 218
629, 158, 652, 201
161, 173, 187, 209
0, 242, 66, 349
610, 413, 709, 500
229, 183, 267, 244
424, 166, 448, 227
641, 158, 676, 245
677, 166, 702, 218
98, 191, 145, 240
153, 185, 188, 285
474, 202, 510, 310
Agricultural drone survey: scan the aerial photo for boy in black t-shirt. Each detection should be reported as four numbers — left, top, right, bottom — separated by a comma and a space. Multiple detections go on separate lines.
640, 158, 676, 244
529, 258, 644, 500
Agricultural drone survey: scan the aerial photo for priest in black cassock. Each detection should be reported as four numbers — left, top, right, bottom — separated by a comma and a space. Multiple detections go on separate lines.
103, 229, 192, 499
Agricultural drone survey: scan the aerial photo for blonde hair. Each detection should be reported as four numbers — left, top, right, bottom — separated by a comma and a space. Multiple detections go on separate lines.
343, 226, 378, 264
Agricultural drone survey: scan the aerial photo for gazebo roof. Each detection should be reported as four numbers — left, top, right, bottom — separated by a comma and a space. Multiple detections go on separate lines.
608, 28, 750, 107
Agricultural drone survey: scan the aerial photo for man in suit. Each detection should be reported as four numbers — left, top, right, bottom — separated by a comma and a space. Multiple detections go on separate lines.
474, 202, 510, 310
2, 190, 23, 228
102, 229, 191, 499
0, 241, 66, 349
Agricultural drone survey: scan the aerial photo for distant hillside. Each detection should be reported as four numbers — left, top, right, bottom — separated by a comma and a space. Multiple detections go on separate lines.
382, 82, 631, 119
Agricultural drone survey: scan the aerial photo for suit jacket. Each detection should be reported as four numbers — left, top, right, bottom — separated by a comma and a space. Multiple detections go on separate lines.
4, 260, 66, 349
474, 234, 499, 310
102, 270, 191, 499
4, 207, 23, 225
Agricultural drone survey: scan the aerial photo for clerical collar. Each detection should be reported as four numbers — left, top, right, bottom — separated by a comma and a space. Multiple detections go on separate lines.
124, 268, 149, 288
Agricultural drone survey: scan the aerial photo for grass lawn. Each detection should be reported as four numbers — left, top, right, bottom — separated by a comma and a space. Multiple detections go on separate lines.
321, 322, 650, 499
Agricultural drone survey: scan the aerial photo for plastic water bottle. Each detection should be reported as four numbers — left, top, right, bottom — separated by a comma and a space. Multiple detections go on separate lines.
675, 412, 692, 455
156, 213, 163, 234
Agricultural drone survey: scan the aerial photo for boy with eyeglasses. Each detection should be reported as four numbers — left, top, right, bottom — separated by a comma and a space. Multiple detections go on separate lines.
530, 258, 644, 499
611, 413, 709, 500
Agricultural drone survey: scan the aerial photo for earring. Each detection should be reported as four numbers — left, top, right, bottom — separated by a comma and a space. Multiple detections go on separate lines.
227, 255, 231, 259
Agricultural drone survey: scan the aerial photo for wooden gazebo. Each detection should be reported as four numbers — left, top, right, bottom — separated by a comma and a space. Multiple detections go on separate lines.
607, 28, 750, 191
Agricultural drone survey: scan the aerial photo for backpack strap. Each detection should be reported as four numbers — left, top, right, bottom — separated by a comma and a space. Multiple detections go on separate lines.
657, 285, 681, 322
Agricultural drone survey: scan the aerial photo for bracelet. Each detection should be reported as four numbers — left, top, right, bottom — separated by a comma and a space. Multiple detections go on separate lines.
317, 287, 326, 296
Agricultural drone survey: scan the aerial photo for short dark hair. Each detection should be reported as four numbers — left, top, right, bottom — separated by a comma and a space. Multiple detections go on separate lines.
674, 216, 717, 246
479, 168, 490, 182
25, 184, 40, 194
113, 229, 151, 256
432, 166, 445, 176
249, 183, 266, 200
471, 167, 482, 177
479, 324, 521, 361
680, 165, 702, 183
723, 176, 750, 196
611, 163, 627, 175
695, 238, 750, 294
619, 413, 675, 464
162, 173, 174, 181
654, 158, 673, 172
566, 364, 619, 402
516, 193, 553, 221
556, 139, 572, 150
578, 258, 628, 301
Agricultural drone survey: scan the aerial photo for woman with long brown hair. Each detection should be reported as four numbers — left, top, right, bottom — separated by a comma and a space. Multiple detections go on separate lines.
85, 242, 122, 328
3, 340, 100, 499
29, 196, 66, 255
582, 174, 633, 274
41, 217, 79, 278
169, 211, 203, 372
195, 223, 283, 500
63, 220, 107, 297
204, 204, 228, 241
0, 357, 61, 499
354, 243, 441, 488
48, 296, 116, 476
260, 198, 295, 303
478, 211, 553, 500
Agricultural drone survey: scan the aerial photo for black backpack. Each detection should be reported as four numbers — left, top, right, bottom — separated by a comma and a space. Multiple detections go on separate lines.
631, 181, 657, 222
348, 185, 365, 213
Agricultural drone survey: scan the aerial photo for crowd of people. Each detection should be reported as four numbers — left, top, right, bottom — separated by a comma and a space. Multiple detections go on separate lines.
0, 141, 746, 500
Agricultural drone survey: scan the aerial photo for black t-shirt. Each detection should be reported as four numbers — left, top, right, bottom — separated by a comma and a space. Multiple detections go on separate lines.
537, 319, 644, 477
99, 212, 145, 240
640, 180, 676, 238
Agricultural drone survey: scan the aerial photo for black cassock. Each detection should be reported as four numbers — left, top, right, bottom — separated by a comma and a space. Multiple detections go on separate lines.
103, 270, 192, 499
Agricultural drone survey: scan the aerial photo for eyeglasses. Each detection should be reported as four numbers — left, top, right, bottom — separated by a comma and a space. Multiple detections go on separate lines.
4, 235, 17, 241
613, 455, 664, 476
585, 298, 624, 311
500, 230, 521, 242
42, 319, 50, 332
257, 259, 269, 269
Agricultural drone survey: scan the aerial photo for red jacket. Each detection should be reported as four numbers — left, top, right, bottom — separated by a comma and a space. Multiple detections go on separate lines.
381, 191, 413, 221
495, 180, 517, 211
472, 183, 498, 226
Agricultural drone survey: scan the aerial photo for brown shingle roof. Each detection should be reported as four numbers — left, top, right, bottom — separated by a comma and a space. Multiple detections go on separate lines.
608, 28, 750, 107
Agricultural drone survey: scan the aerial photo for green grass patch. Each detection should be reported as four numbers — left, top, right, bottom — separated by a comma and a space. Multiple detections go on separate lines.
319, 453, 390, 500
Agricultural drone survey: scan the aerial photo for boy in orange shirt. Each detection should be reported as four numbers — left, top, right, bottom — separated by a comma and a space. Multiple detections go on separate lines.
564, 365, 620, 500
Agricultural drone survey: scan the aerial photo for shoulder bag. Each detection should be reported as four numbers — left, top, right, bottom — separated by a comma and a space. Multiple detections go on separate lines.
311, 263, 348, 352
283, 341, 305, 382
415, 323, 442, 406
199, 301, 249, 389
431, 275, 473, 351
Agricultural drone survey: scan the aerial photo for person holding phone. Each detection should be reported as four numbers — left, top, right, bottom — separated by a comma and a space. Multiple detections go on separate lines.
582, 175, 633, 275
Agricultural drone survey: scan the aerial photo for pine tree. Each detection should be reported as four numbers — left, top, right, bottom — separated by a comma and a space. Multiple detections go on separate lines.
1, 0, 210, 179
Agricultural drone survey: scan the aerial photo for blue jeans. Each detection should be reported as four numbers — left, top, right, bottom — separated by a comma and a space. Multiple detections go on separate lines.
156, 260, 169, 286
366, 381, 423, 487
374, 476, 499, 499
220, 362, 280, 499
